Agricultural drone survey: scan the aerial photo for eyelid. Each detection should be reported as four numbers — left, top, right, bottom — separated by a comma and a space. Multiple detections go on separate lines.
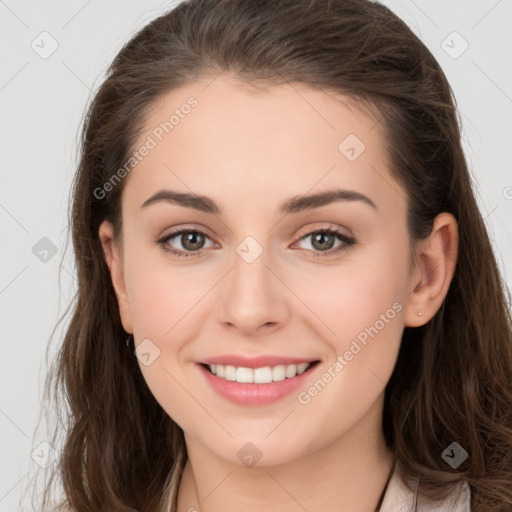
294, 222, 353, 239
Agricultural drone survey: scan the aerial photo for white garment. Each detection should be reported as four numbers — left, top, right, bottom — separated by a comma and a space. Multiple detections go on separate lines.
380, 465, 471, 512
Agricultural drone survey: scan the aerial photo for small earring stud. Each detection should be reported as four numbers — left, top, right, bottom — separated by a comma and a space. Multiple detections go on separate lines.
417, 312, 423, 316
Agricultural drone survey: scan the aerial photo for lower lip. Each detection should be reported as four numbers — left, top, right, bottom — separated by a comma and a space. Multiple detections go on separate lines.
196, 362, 320, 406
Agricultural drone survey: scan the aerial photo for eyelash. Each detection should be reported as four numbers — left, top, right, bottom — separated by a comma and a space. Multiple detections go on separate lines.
156, 227, 357, 259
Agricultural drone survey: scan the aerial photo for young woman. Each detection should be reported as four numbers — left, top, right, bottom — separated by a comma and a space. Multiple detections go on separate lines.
31, 0, 512, 511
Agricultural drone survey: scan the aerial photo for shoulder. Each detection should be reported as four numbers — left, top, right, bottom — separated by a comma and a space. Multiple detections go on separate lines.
380, 465, 471, 512
417, 480, 471, 512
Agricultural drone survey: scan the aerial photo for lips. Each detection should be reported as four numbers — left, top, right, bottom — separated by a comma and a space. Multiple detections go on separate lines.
196, 354, 321, 406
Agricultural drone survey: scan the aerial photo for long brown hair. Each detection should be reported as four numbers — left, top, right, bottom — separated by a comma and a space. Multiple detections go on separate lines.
28, 0, 512, 510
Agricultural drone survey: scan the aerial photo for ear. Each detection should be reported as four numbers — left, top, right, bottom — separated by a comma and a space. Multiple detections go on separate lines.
403, 212, 459, 327
98, 220, 133, 334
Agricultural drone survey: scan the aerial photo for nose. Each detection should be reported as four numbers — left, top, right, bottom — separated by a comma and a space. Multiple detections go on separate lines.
219, 244, 290, 336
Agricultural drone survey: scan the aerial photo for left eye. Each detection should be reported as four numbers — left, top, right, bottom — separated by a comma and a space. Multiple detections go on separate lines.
294, 228, 354, 255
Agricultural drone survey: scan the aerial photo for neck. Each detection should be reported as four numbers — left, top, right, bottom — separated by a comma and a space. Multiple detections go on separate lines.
176, 396, 394, 512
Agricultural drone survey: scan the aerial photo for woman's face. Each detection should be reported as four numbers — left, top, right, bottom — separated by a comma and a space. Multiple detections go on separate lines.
100, 75, 422, 466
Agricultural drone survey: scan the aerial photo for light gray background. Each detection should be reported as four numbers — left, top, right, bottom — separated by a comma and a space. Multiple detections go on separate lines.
1, 0, 511, 510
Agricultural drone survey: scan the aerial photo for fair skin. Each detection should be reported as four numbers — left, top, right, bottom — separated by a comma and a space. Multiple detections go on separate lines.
99, 74, 458, 512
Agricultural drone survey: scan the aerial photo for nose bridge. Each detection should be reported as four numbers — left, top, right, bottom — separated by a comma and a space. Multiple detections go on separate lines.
219, 234, 289, 333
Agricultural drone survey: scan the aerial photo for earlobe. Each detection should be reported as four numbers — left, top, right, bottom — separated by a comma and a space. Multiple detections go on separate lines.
404, 212, 458, 327
98, 220, 133, 334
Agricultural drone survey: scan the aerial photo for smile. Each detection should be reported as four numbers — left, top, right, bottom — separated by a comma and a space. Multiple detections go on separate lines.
197, 360, 321, 406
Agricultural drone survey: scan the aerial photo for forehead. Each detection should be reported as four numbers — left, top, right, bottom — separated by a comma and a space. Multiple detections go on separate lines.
122, 74, 404, 218
140, 75, 383, 152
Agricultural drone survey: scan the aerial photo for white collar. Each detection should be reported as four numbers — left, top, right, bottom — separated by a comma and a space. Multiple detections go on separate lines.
380, 464, 471, 512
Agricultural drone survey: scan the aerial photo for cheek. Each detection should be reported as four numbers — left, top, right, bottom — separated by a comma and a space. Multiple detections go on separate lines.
299, 240, 407, 332
292, 239, 408, 380
123, 255, 207, 420
290, 252, 407, 436
123, 239, 203, 335
127, 272, 178, 337
124, 251, 218, 369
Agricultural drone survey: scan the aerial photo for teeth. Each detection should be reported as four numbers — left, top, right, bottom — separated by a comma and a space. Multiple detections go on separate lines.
208, 362, 312, 383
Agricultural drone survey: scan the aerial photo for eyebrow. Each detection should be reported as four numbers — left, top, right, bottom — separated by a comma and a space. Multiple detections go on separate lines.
140, 188, 377, 215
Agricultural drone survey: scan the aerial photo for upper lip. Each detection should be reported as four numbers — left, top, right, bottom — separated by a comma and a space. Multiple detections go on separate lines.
198, 355, 320, 368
